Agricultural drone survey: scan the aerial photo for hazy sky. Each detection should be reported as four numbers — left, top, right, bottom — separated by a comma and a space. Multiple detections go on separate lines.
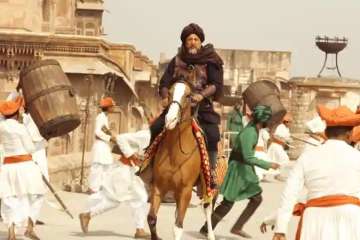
103, 0, 360, 79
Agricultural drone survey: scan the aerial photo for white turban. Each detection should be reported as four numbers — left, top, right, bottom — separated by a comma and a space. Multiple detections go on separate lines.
305, 116, 326, 134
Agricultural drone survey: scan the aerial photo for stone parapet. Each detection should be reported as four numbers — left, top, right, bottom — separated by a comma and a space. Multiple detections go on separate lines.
48, 152, 91, 190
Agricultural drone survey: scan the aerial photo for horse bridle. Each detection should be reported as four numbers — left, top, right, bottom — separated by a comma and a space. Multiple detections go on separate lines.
168, 82, 198, 155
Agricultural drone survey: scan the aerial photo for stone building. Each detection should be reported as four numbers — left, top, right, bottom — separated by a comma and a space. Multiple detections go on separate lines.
288, 76, 360, 159
216, 48, 291, 96
0, 0, 160, 188
215, 48, 292, 131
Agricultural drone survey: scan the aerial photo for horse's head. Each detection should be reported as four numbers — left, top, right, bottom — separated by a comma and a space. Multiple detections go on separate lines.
165, 81, 192, 130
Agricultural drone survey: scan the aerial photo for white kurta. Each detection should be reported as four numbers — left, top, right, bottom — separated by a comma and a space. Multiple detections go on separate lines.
0, 119, 46, 227
22, 113, 49, 180
255, 128, 271, 180
87, 162, 148, 228
275, 140, 360, 240
91, 112, 113, 165
268, 124, 291, 176
116, 130, 151, 158
89, 112, 114, 192
302, 136, 323, 153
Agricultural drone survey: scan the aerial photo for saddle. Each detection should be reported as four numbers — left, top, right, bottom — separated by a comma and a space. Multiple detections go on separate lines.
139, 119, 227, 202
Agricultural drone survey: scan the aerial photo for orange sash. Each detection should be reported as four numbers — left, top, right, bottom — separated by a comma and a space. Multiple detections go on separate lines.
255, 146, 265, 152
293, 195, 360, 240
272, 138, 286, 147
119, 155, 141, 167
3, 154, 32, 164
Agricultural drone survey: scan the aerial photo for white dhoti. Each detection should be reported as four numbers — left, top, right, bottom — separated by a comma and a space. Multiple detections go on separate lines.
0, 161, 46, 227
32, 147, 49, 181
89, 126, 114, 192
300, 205, 360, 240
87, 163, 148, 228
1, 195, 44, 227
89, 163, 114, 192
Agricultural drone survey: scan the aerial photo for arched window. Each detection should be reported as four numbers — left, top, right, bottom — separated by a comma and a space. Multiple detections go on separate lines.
76, 22, 84, 35
85, 22, 96, 36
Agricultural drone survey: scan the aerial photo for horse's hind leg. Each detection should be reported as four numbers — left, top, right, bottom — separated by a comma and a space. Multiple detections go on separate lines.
148, 185, 162, 240
174, 186, 192, 240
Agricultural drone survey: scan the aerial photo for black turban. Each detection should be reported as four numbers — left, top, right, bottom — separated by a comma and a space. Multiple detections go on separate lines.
180, 23, 205, 43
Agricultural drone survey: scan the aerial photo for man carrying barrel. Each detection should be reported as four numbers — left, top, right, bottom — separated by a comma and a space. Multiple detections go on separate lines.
6, 91, 49, 225
199, 105, 280, 238
88, 97, 117, 193
0, 97, 46, 240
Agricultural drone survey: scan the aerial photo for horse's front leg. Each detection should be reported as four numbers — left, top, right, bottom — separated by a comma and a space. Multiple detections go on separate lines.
148, 185, 162, 240
203, 201, 215, 240
174, 185, 193, 240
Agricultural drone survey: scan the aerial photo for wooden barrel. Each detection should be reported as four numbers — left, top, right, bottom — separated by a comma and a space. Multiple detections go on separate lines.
242, 80, 286, 126
20, 59, 80, 139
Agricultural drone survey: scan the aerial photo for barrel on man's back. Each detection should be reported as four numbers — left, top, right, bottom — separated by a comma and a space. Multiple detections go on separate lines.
19, 59, 81, 139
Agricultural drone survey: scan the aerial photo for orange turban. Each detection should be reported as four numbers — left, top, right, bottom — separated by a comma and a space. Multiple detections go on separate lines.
317, 105, 360, 127
100, 97, 115, 108
0, 96, 24, 116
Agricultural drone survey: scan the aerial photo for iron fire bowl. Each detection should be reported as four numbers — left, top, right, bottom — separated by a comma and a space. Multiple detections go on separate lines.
316, 36, 348, 54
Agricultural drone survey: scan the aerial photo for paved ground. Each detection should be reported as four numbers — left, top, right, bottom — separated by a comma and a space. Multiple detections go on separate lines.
0, 177, 298, 240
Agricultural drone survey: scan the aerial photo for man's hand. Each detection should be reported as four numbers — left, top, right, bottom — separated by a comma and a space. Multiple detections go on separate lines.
270, 163, 280, 170
273, 233, 286, 240
129, 154, 142, 166
191, 93, 204, 103
161, 98, 169, 108
101, 126, 116, 143
110, 136, 116, 143
260, 222, 275, 233
101, 126, 111, 135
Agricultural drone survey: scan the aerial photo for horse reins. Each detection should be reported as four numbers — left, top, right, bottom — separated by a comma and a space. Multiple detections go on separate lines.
169, 98, 198, 155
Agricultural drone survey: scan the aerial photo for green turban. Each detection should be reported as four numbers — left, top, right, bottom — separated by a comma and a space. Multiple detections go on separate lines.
253, 105, 272, 123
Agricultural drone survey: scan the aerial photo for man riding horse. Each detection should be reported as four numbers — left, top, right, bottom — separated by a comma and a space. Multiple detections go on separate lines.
151, 23, 224, 187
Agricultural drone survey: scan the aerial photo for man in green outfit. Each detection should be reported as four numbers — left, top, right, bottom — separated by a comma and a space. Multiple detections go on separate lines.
200, 105, 280, 238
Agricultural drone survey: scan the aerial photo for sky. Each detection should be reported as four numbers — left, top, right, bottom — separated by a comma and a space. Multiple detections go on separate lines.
103, 0, 360, 79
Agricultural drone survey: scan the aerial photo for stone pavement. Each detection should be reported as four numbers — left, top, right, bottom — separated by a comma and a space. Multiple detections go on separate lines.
0, 180, 297, 240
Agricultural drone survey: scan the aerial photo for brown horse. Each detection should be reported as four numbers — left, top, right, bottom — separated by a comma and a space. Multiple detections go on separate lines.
147, 81, 215, 240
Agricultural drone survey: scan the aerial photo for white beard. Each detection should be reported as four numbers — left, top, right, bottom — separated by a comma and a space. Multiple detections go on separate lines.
188, 48, 198, 55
